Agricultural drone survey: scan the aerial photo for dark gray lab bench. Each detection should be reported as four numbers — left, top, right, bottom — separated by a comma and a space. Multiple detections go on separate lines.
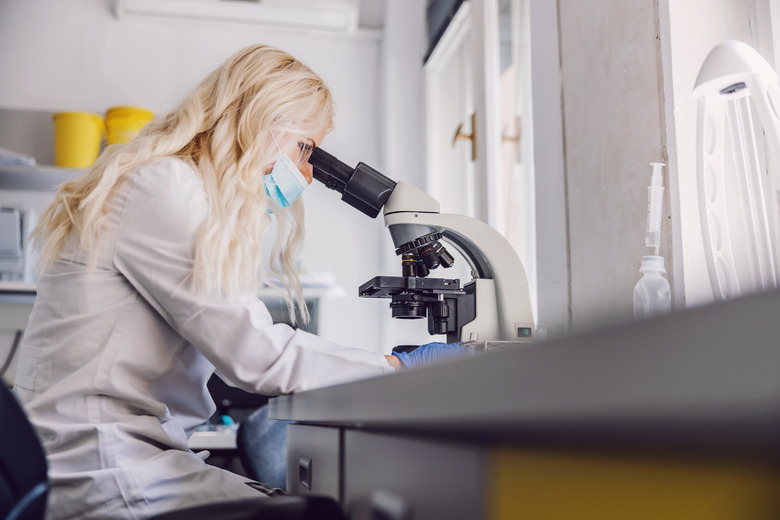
270, 289, 780, 519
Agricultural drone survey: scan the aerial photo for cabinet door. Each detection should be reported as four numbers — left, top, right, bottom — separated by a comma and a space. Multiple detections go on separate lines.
494, 0, 530, 259
286, 424, 341, 500
343, 430, 486, 519
425, 1, 478, 220
425, 0, 522, 229
426, 0, 569, 334
424, 0, 540, 300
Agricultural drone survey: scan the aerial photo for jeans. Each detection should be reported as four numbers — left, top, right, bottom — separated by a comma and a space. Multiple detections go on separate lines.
237, 404, 289, 490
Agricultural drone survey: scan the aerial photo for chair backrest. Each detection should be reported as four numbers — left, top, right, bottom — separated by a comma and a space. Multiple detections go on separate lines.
0, 384, 48, 520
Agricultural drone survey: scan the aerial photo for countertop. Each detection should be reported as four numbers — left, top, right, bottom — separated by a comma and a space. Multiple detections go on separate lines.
270, 289, 780, 450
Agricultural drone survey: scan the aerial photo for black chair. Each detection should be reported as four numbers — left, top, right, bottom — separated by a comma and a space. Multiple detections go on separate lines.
0, 384, 49, 520
150, 495, 345, 520
0, 384, 344, 520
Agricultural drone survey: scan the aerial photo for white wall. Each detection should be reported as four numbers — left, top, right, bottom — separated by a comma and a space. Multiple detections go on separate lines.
0, 0, 411, 353
556, 0, 669, 330
373, 0, 433, 350
547, 0, 762, 331
525, 0, 568, 333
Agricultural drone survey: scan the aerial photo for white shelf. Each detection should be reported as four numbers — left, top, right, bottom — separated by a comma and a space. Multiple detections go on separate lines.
0, 164, 85, 191
0, 281, 338, 299
188, 429, 237, 451
258, 285, 343, 301
0, 283, 36, 317
0, 282, 36, 293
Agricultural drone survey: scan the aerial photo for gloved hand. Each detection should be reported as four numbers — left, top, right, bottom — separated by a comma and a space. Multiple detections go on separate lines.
391, 342, 472, 368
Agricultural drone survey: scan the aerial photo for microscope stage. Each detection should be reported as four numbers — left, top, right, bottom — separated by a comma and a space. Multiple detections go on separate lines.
359, 276, 464, 298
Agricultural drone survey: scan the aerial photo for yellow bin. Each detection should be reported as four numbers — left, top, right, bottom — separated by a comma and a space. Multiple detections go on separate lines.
52, 112, 105, 169
105, 106, 154, 145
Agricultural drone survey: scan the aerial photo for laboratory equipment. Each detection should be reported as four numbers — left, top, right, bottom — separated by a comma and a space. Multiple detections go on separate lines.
633, 255, 671, 318
309, 148, 535, 343
52, 112, 104, 169
104, 106, 154, 145
693, 40, 780, 300
634, 162, 671, 318
645, 162, 665, 256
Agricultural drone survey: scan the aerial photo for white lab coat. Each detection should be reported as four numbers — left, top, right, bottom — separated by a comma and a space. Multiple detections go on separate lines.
13, 158, 393, 519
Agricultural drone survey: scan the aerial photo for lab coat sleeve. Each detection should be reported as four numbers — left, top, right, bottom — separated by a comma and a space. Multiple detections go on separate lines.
112, 161, 394, 395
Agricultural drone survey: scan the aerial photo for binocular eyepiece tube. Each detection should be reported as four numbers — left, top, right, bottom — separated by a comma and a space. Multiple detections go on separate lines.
308, 147, 397, 219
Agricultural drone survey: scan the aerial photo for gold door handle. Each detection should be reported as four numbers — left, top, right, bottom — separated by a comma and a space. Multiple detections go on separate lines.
452, 112, 477, 161
502, 115, 521, 164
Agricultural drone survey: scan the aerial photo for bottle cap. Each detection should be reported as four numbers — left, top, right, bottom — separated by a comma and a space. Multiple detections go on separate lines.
640, 255, 666, 273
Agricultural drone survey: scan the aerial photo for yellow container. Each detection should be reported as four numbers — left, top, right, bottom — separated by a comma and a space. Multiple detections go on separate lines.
52, 112, 105, 169
105, 106, 154, 145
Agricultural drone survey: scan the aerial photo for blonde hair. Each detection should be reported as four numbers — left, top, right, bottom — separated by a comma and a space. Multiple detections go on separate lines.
34, 44, 334, 324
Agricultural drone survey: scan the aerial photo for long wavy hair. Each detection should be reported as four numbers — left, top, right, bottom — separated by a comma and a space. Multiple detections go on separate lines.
33, 44, 334, 324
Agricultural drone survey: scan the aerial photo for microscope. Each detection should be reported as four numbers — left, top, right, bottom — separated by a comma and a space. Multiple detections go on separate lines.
309, 148, 535, 344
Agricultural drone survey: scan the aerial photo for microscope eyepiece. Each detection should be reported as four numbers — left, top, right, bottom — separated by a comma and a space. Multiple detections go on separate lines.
309, 148, 354, 192
308, 147, 397, 218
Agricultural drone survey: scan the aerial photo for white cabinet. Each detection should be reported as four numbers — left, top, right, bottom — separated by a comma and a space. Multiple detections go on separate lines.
425, 0, 527, 236
285, 424, 488, 519
342, 430, 486, 520
286, 424, 342, 499
424, 0, 568, 332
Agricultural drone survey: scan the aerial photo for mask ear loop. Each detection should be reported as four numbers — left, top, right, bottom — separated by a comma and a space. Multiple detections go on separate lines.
263, 131, 287, 188
296, 140, 314, 169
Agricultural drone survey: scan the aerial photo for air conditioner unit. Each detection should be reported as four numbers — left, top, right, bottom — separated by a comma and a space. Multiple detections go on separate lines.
114, 0, 360, 33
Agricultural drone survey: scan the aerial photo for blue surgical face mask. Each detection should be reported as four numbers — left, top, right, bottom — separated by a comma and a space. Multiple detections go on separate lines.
263, 154, 309, 208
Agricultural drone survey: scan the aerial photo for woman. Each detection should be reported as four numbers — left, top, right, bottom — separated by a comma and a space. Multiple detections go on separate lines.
11, 45, 464, 519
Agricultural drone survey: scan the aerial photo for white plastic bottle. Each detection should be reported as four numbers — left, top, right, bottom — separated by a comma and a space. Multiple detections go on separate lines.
633, 255, 671, 318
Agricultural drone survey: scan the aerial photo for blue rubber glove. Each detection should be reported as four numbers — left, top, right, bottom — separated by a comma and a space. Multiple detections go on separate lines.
392, 342, 471, 368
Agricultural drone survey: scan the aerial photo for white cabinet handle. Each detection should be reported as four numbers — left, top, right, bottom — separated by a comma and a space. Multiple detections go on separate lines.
298, 456, 312, 490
